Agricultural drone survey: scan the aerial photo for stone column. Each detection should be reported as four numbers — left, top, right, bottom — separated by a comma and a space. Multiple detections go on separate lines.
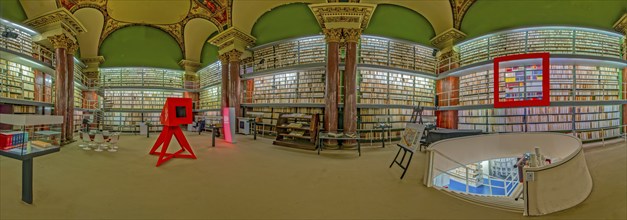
48, 34, 70, 142
324, 28, 342, 146
227, 50, 243, 119
219, 54, 230, 109
343, 28, 360, 145
65, 42, 78, 141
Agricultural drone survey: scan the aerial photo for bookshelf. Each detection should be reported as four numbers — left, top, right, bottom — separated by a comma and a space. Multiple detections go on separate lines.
199, 84, 221, 110
459, 64, 621, 105
198, 61, 221, 88
103, 90, 183, 110
457, 27, 623, 66
0, 59, 35, 101
248, 69, 325, 104
248, 107, 324, 137
273, 113, 320, 150
100, 68, 184, 89
359, 35, 437, 74
73, 82, 83, 108
251, 36, 325, 72
458, 105, 621, 141
0, 23, 33, 59
358, 70, 435, 106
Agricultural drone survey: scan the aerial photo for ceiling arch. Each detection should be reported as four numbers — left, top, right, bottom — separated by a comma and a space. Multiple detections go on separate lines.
19, 0, 57, 19
73, 7, 104, 58
1, 0, 27, 22
232, 0, 325, 36
184, 18, 219, 62
360, 0, 453, 34
461, 0, 627, 38
100, 25, 183, 69
107, 0, 190, 25
363, 4, 435, 45
251, 3, 321, 45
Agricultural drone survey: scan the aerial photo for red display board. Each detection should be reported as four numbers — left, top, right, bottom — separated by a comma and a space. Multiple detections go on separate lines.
493, 53, 550, 108
149, 97, 196, 167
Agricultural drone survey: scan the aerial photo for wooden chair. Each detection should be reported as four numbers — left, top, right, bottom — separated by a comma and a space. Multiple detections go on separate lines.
389, 123, 426, 179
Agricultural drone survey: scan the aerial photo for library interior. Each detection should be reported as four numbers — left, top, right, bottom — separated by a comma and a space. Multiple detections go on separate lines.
0, 0, 626, 219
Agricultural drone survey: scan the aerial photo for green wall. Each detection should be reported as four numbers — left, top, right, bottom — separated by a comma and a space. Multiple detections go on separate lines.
462, 0, 627, 38
100, 26, 183, 69
0, 0, 27, 22
201, 32, 219, 66
364, 4, 435, 45
251, 3, 321, 45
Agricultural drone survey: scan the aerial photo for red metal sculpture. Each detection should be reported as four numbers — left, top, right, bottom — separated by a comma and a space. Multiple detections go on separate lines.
149, 97, 196, 167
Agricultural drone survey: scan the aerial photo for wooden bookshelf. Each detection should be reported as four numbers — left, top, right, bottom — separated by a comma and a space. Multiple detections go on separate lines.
0, 23, 33, 58
100, 68, 183, 89
359, 70, 435, 106
198, 61, 221, 88
103, 90, 183, 110
273, 113, 319, 150
0, 59, 35, 100
199, 84, 221, 110
458, 105, 621, 141
359, 36, 437, 74
251, 36, 325, 72
457, 27, 623, 66
250, 69, 325, 104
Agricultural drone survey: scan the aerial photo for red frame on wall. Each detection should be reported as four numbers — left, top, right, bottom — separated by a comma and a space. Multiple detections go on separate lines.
493, 53, 551, 108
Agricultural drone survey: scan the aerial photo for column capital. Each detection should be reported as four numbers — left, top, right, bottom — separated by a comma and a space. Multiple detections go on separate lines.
309, 3, 377, 31
323, 28, 343, 43
218, 54, 229, 64
48, 34, 72, 49
226, 50, 243, 62
25, 8, 86, 49
66, 41, 79, 55
613, 13, 627, 34
178, 59, 202, 72
208, 27, 255, 59
430, 28, 467, 49
81, 56, 105, 65
343, 28, 362, 43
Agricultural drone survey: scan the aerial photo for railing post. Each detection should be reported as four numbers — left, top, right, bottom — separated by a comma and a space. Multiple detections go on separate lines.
465, 167, 470, 193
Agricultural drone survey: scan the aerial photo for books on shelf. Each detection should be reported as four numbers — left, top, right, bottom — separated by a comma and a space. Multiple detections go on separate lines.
100, 68, 183, 88
251, 36, 325, 72
250, 69, 324, 104
359, 70, 435, 107
103, 90, 183, 110
198, 62, 222, 88
359, 36, 437, 74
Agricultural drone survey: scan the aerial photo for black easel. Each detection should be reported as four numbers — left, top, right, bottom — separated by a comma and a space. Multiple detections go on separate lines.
389, 105, 424, 179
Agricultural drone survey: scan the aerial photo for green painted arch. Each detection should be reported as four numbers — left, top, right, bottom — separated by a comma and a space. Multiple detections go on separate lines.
251, 3, 321, 45
201, 31, 219, 66
363, 4, 435, 45
0, 0, 27, 22
461, 0, 627, 38
99, 25, 183, 69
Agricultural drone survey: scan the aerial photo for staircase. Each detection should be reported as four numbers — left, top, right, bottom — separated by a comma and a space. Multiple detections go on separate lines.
436, 187, 525, 213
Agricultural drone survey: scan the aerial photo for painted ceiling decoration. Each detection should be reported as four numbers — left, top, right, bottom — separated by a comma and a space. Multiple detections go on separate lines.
55, 0, 228, 53
449, 0, 476, 29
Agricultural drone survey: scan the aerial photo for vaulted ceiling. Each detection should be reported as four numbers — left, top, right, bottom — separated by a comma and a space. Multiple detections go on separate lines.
2, 0, 625, 70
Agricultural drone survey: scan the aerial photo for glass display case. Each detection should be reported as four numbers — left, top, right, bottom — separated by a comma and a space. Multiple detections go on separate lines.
0, 114, 63, 157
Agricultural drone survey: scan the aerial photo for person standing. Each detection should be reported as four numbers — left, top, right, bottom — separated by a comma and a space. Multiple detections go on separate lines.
198, 118, 206, 135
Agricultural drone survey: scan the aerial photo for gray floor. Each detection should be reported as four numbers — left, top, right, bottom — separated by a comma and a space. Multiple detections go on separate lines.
1, 132, 625, 219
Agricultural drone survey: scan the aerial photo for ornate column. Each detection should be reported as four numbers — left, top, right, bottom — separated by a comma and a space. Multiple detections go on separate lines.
25, 8, 86, 144
227, 50, 243, 118
324, 28, 341, 146
309, 3, 376, 147
48, 35, 70, 142
343, 28, 361, 145
431, 28, 467, 129
613, 14, 627, 130
65, 42, 78, 141
219, 54, 230, 109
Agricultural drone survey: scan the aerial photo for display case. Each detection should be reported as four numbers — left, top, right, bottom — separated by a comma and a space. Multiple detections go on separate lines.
0, 114, 62, 157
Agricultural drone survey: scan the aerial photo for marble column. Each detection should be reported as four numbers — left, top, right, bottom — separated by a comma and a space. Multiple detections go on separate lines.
324, 28, 342, 146
219, 54, 230, 109
228, 50, 242, 119
65, 42, 77, 141
48, 35, 69, 142
343, 29, 360, 145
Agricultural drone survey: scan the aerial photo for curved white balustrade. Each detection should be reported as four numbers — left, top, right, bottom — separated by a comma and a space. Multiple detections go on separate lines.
424, 132, 592, 216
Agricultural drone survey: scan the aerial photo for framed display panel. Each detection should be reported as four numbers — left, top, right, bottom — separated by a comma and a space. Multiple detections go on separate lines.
493, 53, 550, 108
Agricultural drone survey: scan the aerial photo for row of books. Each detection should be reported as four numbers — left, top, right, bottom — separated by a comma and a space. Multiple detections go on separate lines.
100, 68, 184, 89
199, 85, 221, 110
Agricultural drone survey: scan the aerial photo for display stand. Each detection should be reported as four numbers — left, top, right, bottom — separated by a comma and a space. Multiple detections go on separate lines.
247, 112, 265, 140
389, 123, 425, 179
0, 114, 63, 204
148, 98, 196, 167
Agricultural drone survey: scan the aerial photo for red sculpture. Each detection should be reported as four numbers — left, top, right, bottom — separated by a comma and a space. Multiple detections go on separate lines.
149, 97, 196, 167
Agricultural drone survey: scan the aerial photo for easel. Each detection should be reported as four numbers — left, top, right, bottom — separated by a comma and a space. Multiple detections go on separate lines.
389, 106, 426, 179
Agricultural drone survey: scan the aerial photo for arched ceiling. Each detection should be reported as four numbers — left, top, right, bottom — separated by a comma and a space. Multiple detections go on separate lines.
232, 0, 325, 36
363, 4, 435, 45
74, 8, 104, 58
360, 0, 453, 34
461, 0, 627, 38
1, 0, 27, 22
251, 3, 321, 45
107, 0, 191, 24
184, 18, 219, 62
